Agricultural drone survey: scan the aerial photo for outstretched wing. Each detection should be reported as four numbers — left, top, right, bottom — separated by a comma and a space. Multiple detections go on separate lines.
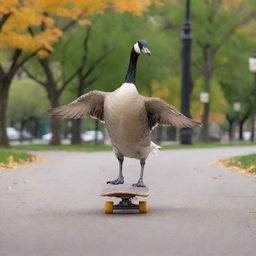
48, 90, 108, 121
144, 97, 202, 129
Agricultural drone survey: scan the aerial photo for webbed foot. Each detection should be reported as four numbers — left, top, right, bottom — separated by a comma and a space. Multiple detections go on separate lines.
107, 177, 124, 185
132, 180, 146, 187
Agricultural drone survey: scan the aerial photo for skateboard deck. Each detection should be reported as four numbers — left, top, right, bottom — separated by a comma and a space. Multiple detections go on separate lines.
101, 183, 149, 214
101, 183, 149, 198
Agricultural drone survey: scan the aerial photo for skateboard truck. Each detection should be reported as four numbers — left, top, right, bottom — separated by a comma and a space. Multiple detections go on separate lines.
101, 184, 149, 214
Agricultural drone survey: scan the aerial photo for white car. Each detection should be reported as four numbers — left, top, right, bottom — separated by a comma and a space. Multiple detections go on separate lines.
81, 130, 104, 143
42, 133, 52, 141
42, 133, 65, 141
6, 127, 19, 140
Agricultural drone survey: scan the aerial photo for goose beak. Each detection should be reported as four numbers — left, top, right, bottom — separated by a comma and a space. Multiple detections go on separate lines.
142, 47, 151, 56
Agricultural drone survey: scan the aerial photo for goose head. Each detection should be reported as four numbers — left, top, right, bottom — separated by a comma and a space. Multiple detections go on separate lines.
133, 40, 151, 56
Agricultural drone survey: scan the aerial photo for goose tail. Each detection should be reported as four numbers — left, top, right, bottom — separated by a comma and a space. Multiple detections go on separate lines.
150, 141, 161, 155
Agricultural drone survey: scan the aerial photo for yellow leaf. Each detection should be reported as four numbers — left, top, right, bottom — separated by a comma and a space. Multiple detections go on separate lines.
78, 19, 92, 26
7, 155, 14, 162
37, 49, 49, 58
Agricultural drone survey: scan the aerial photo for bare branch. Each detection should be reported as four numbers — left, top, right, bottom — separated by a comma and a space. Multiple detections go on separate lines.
15, 49, 40, 71
7, 49, 22, 75
38, 57, 55, 85
192, 62, 204, 73
61, 12, 85, 32
59, 70, 78, 95
60, 23, 94, 87
84, 76, 99, 87
212, 62, 229, 71
80, 24, 93, 67
82, 47, 114, 81
22, 67, 45, 86
0, 13, 11, 32
0, 64, 5, 76
28, 27, 35, 36
61, 20, 77, 32
213, 10, 256, 52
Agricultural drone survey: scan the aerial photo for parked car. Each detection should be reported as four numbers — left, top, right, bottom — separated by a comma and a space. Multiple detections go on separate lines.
21, 130, 34, 141
6, 127, 19, 140
42, 133, 65, 141
243, 131, 256, 141
42, 133, 52, 141
81, 130, 104, 144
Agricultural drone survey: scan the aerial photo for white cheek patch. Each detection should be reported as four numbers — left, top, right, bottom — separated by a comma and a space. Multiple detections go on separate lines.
134, 42, 141, 54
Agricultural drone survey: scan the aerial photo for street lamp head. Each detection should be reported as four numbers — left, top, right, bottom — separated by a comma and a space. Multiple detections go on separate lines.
233, 102, 241, 112
249, 52, 256, 72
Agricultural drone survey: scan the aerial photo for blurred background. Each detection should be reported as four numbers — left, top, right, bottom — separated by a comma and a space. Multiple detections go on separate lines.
1, 0, 256, 148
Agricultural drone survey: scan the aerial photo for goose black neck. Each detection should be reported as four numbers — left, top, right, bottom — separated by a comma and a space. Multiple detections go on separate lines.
124, 48, 139, 84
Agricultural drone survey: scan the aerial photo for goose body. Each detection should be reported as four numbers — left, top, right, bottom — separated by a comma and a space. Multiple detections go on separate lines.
48, 40, 201, 186
104, 83, 151, 159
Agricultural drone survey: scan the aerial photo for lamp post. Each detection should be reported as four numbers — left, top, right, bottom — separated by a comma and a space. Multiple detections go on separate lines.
249, 52, 256, 142
180, 0, 193, 145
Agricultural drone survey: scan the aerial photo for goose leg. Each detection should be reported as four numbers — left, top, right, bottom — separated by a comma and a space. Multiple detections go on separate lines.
107, 158, 124, 185
133, 160, 146, 187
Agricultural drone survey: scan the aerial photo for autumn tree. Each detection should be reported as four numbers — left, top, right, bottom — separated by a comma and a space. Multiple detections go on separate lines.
0, 0, 104, 147
0, 0, 161, 147
22, 1, 164, 145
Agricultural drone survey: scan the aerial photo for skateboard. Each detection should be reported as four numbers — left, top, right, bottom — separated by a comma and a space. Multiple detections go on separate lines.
101, 183, 149, 214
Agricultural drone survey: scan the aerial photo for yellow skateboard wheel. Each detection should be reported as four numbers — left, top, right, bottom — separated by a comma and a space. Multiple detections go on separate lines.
139, 201, 148, 213
104, 201, 113, 214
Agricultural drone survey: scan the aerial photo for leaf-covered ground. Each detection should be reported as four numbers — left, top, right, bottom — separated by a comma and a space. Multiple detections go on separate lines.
214, 153, 256, 178
0, 149, 37, 170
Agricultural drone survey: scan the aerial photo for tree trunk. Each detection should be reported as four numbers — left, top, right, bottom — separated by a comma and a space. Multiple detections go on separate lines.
19, 120, 26, 143
239, 108, 251, 141
0, 81, 11, 147
71, 79, 86, 145
199, 47, 214, 142
48, 97, 61, 145
229, 122, 234, 141
201, 102, 211, 142
239, 121, 244, 141
71, 119, 82, 144
50, 116, 61, 145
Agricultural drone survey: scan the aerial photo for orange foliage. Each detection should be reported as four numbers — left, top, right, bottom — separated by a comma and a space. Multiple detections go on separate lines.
110, 0, 162, 16
0, 0, 160, 57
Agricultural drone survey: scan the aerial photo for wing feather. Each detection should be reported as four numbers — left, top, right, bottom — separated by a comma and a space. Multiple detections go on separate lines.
48, 90, 108, 121
144, 97, 202, 129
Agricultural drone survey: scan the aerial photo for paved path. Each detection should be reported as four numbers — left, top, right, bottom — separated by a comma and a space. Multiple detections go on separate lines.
0, 146, 256, 256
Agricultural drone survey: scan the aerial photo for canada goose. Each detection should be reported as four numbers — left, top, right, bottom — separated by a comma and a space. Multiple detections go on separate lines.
48, 40, 201, 187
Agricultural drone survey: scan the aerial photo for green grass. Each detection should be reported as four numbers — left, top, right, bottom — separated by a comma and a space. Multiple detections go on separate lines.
11, 141, 256, 152
12, 144, 113, 152
223, 154, 256, 174
0, 149, 34, 165
162, 142, 256, 150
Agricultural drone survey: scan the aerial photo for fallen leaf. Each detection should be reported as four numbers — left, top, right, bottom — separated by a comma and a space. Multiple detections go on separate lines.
23, 180, 29, 184
6, 186, 12, 190
249, 209, 256, 214
21, 201, 28, 204
213, 176, 222, 180
13, 182, 18, 184
7, 155, 14, 162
